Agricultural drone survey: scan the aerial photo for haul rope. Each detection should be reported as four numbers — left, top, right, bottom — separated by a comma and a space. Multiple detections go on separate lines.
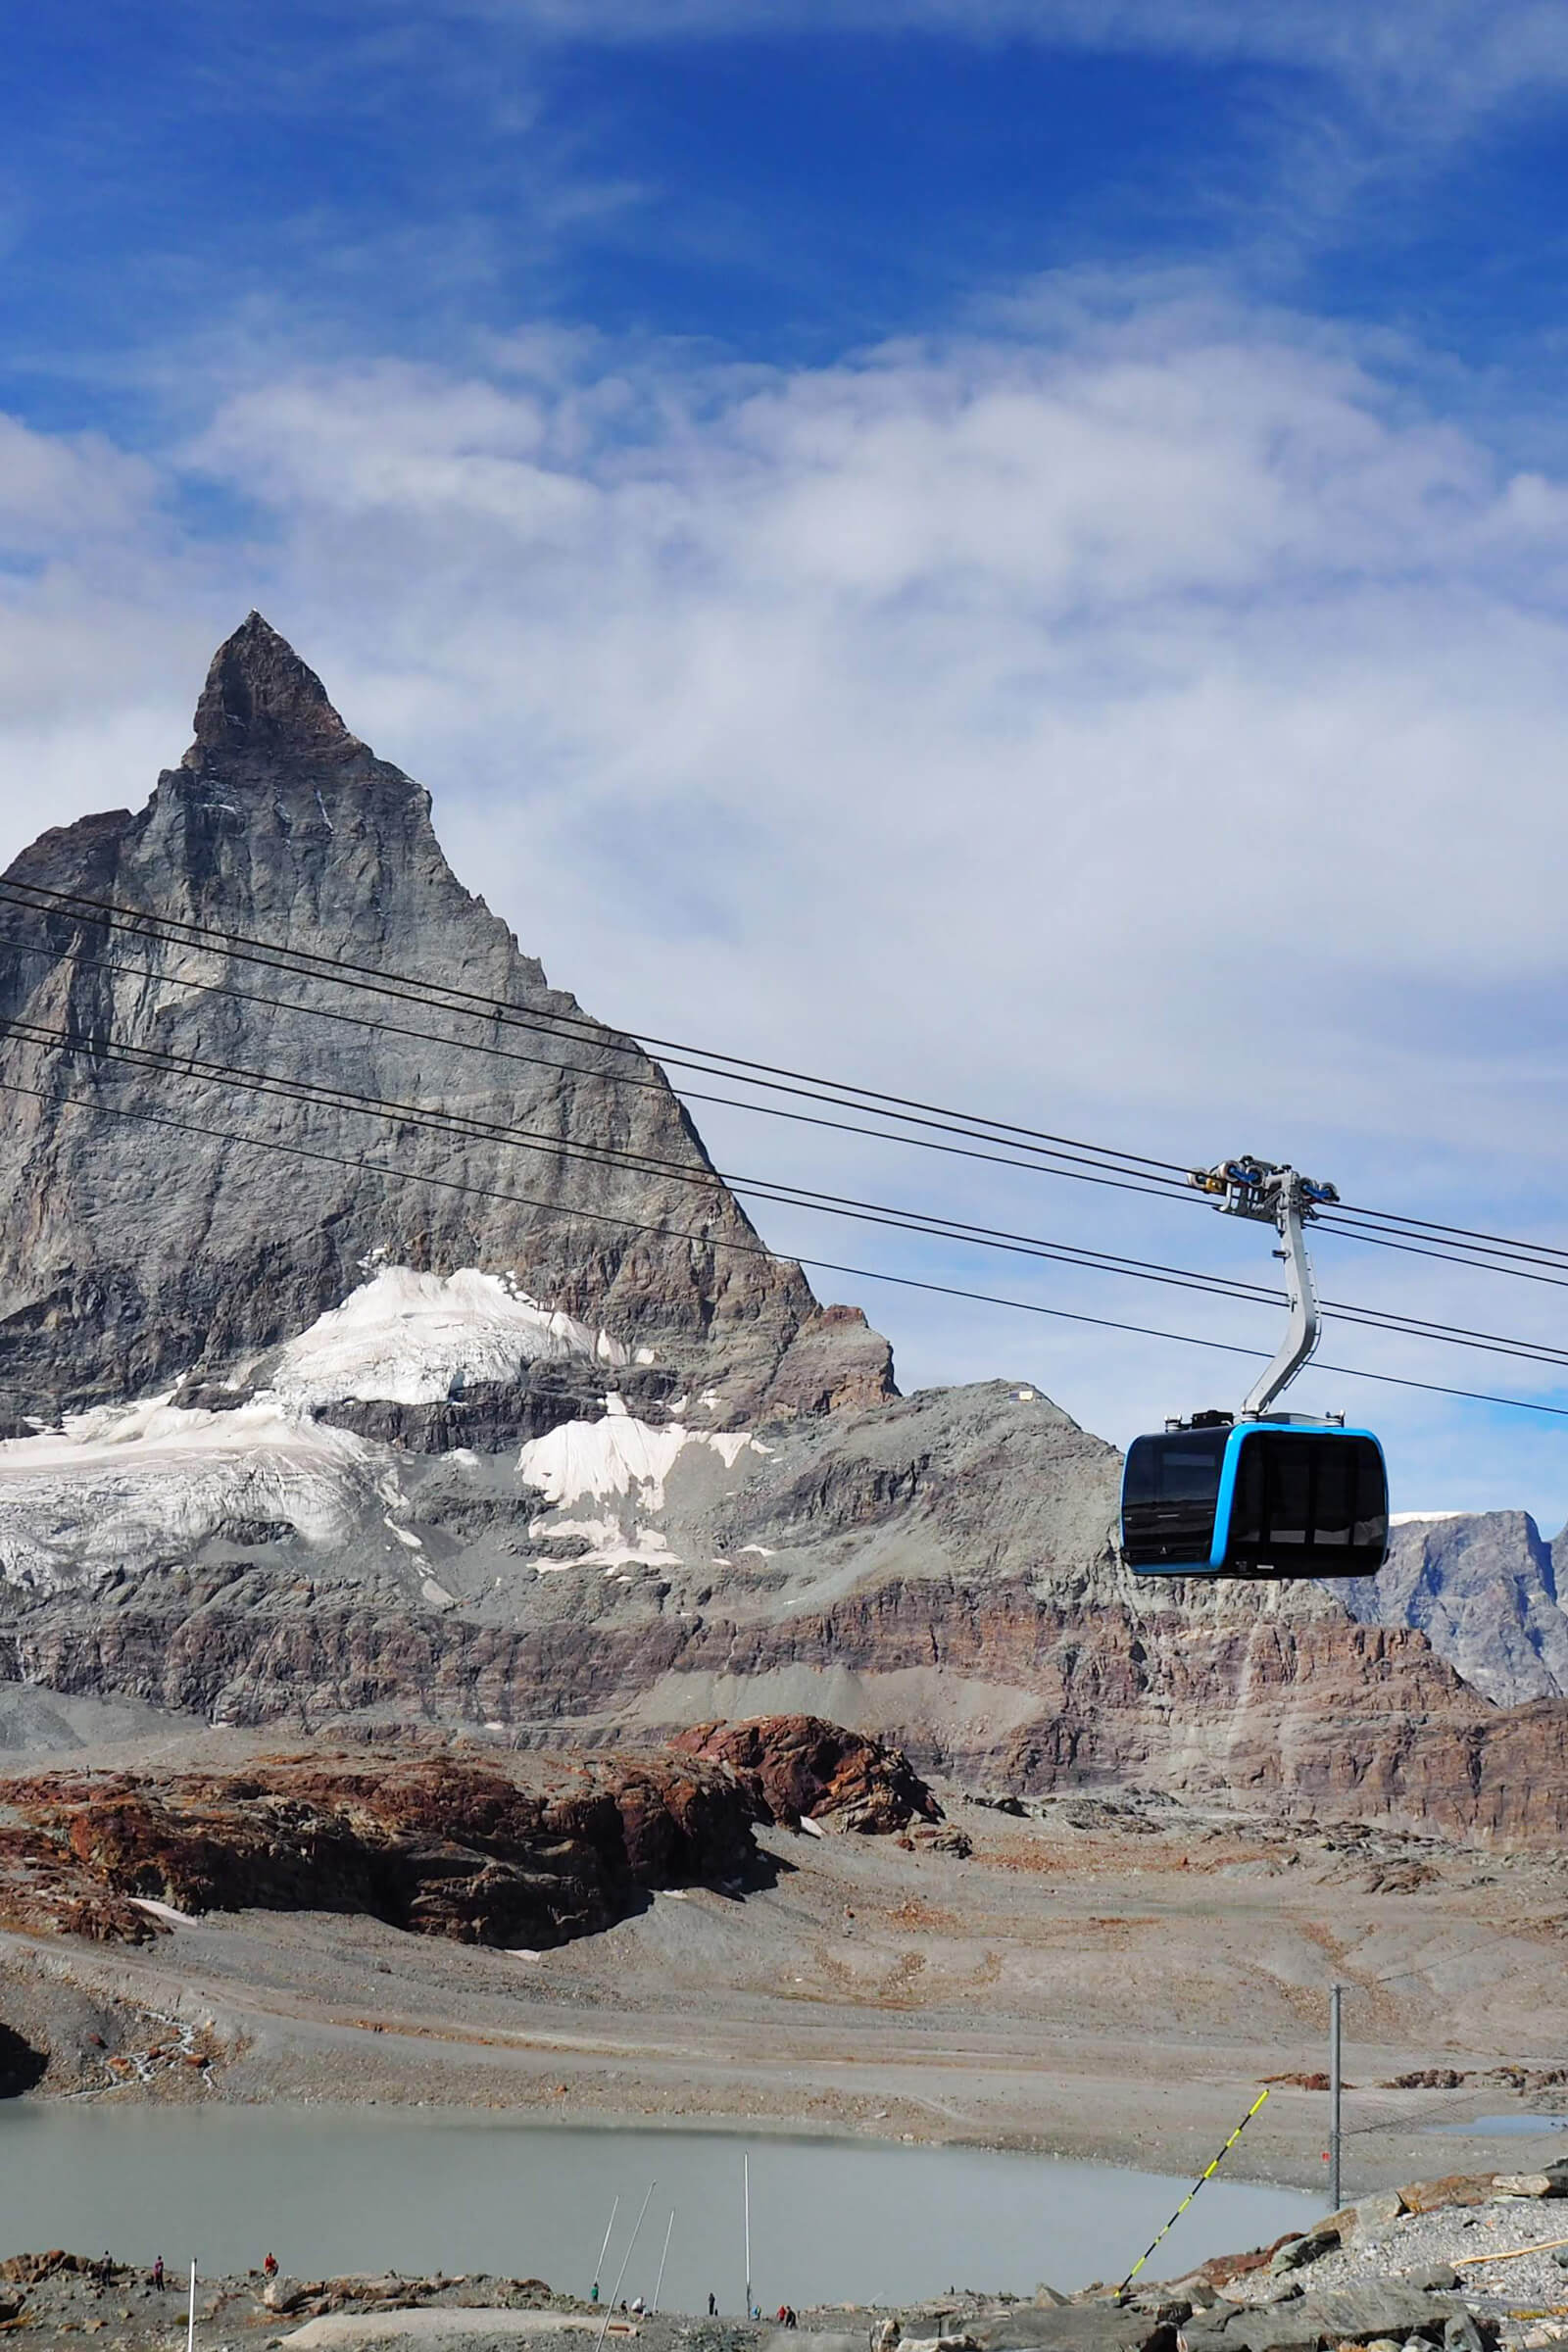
1118, 2088, 1272, 2296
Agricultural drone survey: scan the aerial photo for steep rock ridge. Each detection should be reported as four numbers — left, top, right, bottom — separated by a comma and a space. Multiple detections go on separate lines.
0, 615, 892, 1422
1340, 1513, 1568, 1707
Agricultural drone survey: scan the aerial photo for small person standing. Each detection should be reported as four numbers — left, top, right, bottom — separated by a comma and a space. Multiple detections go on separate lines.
708, 2292, 717, 2316
151, 2257, 166, 2293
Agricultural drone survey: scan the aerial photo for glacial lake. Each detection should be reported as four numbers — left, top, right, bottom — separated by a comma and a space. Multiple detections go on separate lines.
0, 2108, 1315, 2308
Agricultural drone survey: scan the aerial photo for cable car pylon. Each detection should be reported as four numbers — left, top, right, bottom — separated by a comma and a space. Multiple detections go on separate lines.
1119, 1153, 1390, 1582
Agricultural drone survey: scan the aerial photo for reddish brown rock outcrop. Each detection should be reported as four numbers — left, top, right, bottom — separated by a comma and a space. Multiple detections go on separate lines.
0, 1746, 767, 1949
670, 1714, 941, 1832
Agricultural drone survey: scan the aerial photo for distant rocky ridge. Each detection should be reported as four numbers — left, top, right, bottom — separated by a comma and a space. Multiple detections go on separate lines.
1341, 1512, 1568, 1705
2, 619, 1568, 1847
0, 1744, 770, 1949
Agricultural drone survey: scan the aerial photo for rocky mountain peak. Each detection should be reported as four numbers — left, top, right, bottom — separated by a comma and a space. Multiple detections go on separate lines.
182, 612, 358, 769
0, 622, 890, 1421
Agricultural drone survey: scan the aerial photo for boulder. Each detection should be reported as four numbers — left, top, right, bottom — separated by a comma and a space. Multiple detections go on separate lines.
1352, 2194, 1408, 2233
970, 2305, 1179, 2352
1180, 2285, 1485, 2352
1493, 2164, 1568, 2198
263, 2278, 318, 2314
1270, 2233, 1339, 2278
1396, 2179, 1496, 2217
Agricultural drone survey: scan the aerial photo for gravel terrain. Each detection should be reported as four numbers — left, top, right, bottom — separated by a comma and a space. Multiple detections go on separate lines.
1227, 2200, 1568, 2325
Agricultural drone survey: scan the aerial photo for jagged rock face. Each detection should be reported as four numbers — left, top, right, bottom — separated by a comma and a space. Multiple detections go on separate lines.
1340, 1512, 1568, 1705
669, 1714, 942, 1831
0, 1746, 770, 1949
0, 614, 892, 1423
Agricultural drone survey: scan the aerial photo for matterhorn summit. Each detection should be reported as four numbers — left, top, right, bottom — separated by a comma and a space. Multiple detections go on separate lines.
0, 614, 891, 1424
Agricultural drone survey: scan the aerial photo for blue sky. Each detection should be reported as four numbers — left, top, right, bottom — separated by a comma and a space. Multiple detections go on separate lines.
6, 2, 1568, 1514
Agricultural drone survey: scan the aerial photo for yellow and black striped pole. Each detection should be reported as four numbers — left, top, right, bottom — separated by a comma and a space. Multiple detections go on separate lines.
1118, 2088, 1272, 2297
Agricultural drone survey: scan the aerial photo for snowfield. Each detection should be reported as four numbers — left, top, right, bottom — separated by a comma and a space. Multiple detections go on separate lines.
0, 1393, 395, 1591
266, 1266, 626, 1407
516, 1396, 772, 1572
0, 1267, 774, 1593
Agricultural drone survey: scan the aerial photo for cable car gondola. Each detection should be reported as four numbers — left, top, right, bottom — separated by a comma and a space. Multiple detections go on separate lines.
1118, 1158, 1390, 1582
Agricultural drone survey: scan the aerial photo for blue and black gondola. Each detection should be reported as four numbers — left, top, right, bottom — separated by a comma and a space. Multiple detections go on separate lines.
1119, 1413, 1389, 1580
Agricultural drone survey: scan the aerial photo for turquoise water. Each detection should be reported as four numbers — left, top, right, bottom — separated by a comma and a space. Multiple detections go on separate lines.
0, 2107, 1313, 2308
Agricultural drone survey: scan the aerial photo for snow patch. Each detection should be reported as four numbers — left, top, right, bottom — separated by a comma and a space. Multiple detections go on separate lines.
131, 1897, 200, 1927
1390, 1511, 1468, 1527
517, 1414, 769, 1514
0, 1394, 391, 1592
516, 1410, 770, 1573
269, 1266, 626, 1409
535, 1516, 680, 1570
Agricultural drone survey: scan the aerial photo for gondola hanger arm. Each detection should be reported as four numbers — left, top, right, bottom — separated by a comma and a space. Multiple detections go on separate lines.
1188, 1157, 1338, 1418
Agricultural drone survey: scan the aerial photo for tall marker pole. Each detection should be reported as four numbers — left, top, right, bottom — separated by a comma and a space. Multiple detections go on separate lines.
186, 2261, 197, 2352
653, 2211, 675, 2315
593, 2198, 620, 2299
1329, 1984, 1344, 2212
595, 2181, 655, 2352
744, 2153, 752, 2320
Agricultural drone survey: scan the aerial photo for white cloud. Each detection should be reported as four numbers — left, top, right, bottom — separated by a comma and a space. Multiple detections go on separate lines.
6, 276, 1568, 1514
0, 415, 156, 555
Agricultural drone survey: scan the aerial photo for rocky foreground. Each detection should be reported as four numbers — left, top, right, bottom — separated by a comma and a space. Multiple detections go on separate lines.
4, 2167, 1567, 2352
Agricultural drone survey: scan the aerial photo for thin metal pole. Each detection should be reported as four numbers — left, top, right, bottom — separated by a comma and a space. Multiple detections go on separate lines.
653, 2212, 675, 2315
1329, 1984, 1344, 2211
744, 2153, 752, 2320
595, 2181, 655, 2352
186, 2261, 197, 2352
593, 2198, 620, 2300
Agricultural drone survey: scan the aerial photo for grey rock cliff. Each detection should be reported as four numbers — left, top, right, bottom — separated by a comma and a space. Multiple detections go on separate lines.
0, 614, 893, 1423
1338, 1511, 1568, 1705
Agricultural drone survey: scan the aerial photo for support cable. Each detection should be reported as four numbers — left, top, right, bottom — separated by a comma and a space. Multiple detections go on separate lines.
2, 1065, 1568, 1419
